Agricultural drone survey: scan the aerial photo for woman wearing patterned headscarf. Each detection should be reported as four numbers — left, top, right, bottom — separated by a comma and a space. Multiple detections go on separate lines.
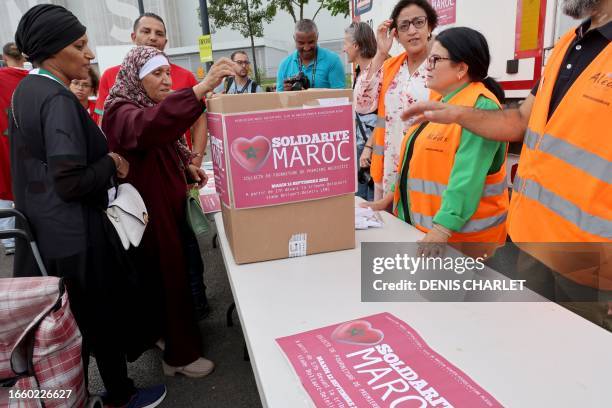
10, 5, 168, 408
102, 46, 238, 378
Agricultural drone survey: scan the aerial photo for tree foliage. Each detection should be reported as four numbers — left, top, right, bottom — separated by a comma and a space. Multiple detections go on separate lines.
208, 0, 349, 28
269, 0, 349, 22
208, 0, 276, 38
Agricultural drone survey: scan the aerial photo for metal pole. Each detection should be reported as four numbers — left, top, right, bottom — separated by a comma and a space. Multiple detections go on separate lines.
137, 0, 145, 15
199, 0, 213, 71
244, 0, 260, 83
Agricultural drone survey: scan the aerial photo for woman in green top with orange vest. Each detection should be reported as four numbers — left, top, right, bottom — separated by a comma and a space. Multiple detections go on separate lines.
364, 27, 510, 256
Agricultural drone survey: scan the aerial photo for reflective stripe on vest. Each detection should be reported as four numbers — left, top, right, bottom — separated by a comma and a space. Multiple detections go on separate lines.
523, 128, 612, 184
408, 178, 507, 198
372, 144, 384, 155
524, 128, 538, 150
412, 211, 508, 233
509, 28, 612, 246
395, 82, 508, 244
514, 176, 612, 239
372, 116, 386, 155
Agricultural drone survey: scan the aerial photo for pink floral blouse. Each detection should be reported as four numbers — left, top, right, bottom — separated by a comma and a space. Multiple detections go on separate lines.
354, 59, 430, 195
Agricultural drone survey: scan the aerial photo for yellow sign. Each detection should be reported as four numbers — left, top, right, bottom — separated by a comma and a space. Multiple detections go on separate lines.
518, 0, 540, 52
198, 35, 212, 63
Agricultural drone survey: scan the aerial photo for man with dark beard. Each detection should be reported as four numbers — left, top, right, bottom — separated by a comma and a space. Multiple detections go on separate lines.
401, 0, 612, 329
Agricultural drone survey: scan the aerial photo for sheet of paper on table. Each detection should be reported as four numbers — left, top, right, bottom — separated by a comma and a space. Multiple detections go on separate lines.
355, 205, 383, 230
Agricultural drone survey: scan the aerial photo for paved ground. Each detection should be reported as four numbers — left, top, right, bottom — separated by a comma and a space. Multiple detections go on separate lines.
0, 220, 263, 408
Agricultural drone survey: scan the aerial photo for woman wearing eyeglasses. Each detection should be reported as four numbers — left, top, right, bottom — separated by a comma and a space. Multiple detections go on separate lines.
354, 0, 438, 201
69, 66, 99, 123
364, 27, 510, 256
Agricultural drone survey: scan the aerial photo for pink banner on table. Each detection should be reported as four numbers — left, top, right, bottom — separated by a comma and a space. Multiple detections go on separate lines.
207, 113, 230, 207
429, 0, 457, 26
220, 105, 356, 209
277, 313, 502, 408
200, 194, 220, 213
199, 169, 221, 213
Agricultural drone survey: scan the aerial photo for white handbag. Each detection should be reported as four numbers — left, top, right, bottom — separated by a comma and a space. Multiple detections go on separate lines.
106, 183, 149, 250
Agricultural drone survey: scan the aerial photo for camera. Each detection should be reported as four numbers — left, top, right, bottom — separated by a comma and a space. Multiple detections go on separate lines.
286, 71, 310, 91
358, 166, 372, 185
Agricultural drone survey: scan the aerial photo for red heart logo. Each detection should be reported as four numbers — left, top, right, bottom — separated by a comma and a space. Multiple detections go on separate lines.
331, 320, 384, 346
230, 136, 271, 173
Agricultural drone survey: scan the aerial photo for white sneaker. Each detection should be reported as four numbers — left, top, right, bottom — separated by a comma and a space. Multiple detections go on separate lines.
162, 357, 215, 378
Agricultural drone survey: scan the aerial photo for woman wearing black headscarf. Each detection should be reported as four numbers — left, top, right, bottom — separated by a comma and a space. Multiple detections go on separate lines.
10, 5, 166, 408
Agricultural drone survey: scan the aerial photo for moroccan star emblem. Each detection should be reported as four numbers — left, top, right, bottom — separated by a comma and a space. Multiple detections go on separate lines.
350, 328, 363, 337
243, 146, 259, 159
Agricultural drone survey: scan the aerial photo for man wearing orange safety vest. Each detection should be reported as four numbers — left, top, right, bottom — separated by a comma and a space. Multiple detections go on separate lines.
402, 0, 611, 330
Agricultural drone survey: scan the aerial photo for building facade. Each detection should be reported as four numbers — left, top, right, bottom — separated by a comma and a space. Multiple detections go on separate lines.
1, 0, 350, 79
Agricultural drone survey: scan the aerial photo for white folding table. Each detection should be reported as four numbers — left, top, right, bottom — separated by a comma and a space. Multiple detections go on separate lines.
214, 203, 612, 408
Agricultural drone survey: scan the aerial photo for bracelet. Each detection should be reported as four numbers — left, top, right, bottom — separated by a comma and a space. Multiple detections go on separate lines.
432, 224, 452, 238
364, 146, 373, 150
109, 153, 121, 169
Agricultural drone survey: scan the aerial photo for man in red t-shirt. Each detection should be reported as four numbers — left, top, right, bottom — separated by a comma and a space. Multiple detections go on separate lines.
96, 13, 206, 165
0, 42, 28, 254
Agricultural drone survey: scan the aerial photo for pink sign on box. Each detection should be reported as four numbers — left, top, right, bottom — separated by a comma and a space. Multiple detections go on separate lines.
429, 0, 456, 26
209, 105, 356, 209
207, 113, 231, 207
276, 313, 502, 408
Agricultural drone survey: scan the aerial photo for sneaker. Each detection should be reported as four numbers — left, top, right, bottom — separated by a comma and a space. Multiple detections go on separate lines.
126, 385, 166, 408
4, 247, 15, 256
162, 357, 214, 378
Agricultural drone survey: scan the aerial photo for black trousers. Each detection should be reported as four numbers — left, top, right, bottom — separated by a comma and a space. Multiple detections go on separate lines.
184, 228, 209, 319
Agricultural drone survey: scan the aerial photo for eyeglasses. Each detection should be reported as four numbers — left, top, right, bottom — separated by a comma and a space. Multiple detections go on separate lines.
397, 16, 428, 32
427, 55, 451, 69
234, 60, 251, 66
70, 80, 92, 89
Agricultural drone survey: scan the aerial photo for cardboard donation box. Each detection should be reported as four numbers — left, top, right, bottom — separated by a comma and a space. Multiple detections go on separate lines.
207, 89, 356, 264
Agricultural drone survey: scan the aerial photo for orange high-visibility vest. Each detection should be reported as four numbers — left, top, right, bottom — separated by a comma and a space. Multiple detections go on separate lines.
508, 29, 612, 288
370, 53, 408, 183
393, 82, 509, 246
